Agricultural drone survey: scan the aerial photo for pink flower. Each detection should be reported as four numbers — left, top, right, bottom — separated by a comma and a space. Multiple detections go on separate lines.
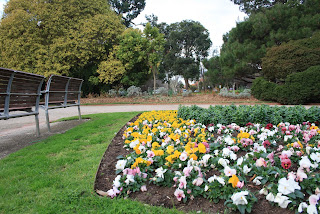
179, 152, 188, 161
147, 158, 154, 164
183, 166, 193, 177
296, 151, 302, 157
147, 150, 155, 158
296, 167, 307, 182
267, 152, 274, 163
174, 189, 186, 201
289, 125, 296, 131
107, 187, 120, 198
140, 185, 147, 192
187, 189, 192, 194
277, 145, 284, 151
173, 177, 178, 183
179, 176, 187, 189
236, 181, 244, 188
231, 146, 240, 152
293, 142, 301, 148
192, 177, 204, 186
256, 158, 267, 167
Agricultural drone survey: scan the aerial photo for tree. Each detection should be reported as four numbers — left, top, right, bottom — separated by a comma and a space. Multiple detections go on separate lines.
0, 0, 124, 95
230, 0, 292, 14
162, 20, 211, 88
220, 0, 320, 82
143, 23, 165, 91
262, 31, 320, 81
109, 0, 146, 27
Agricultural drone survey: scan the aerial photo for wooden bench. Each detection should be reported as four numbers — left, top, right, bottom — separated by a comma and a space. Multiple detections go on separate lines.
41, 75, 83, 132
0, 67, 45, 136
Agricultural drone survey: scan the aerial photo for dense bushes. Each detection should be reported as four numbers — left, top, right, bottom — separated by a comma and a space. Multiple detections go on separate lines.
177, 105, 320, 126
219, 87, 251, 99
252, 65, 320, 104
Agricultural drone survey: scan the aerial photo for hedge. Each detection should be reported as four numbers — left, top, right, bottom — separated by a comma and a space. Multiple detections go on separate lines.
177, 105, 320, 126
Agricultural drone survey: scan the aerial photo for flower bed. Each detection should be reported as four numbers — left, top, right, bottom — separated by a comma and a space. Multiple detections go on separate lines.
106, 110, 320, 214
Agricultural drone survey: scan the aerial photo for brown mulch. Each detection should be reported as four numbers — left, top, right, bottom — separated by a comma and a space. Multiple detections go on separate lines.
94, 114, 295, 214
82, 93, 274, 105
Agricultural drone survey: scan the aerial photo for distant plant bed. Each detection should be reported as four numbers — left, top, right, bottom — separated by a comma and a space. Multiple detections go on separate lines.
177, 105, 320, 126
95, 110, 320, 214
219, 87, 252, 99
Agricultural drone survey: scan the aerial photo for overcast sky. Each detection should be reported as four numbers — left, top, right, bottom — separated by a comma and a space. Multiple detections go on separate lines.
0, 0, 247, 54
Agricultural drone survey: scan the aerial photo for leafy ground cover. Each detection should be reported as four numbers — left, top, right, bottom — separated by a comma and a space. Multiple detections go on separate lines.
98, 110, 320, 214
0, 112, 182, 214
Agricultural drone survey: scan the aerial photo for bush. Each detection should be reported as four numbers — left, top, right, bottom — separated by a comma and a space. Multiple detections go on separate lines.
182, 90, 192, 97
177, 105, 320, 126
219, 87, 251, 99
118, 88, 127, 97
154, 87, 168, 96
127, 86, 142, 97
252, 65, 320, 104
108, 89, 117, 97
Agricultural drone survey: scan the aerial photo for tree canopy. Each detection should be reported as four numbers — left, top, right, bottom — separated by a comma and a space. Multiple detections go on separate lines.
0, 0, 124, 94
109, 0, 146, 27
161, 20, 211, 88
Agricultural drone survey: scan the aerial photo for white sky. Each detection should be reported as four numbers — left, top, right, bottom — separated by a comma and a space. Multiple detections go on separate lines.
133, 0, 247, 54
0, 0, 247, 54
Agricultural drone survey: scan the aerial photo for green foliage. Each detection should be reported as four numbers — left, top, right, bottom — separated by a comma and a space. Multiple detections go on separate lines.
109, 0, 146, 27
220, 0, 320, 81
252, 66, 320, 104
262, 32, 320, 81
160, 20, 211, 88
230, 0, 290, 14
177, 105, 320, 126
0, 0, 124, 95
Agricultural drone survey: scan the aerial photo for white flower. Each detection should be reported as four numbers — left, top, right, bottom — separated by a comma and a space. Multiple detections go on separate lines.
231, 191, 249, 205
113, 175, 121, 188
278, 177, 301, 195
155, 167, 167, 179
253, 176, 263, 185
298, 202, 308, 213
214, 150, 219, 156
201, 154, 212, 164
192, 177, 204, 186
115, 160, 127, 171
307, 204, 318, 214
266, 193, 275, 202
129, 139, 139, 148
208, 175, 225, 186
218, 158, 229, 167
222, 148, 231, 157
224, 135, 235, 145
204, 185, 209, 192
306, 146, 312, 155
284, 135, 293, 142
224, 166, 236, 176
259, 188, 268, 196
179, 152, 188, 161
208, 126, 214, 132
237, 157, 244, 166
230, 152, 237, 161
243, 165, 252, 175
274, 193, 292, 208
310, 152, 320, 163
125, 174, 135, 185
300, 156, 312, 169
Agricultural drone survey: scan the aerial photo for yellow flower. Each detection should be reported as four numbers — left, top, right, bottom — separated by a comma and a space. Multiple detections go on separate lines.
189, 154, 198, 161
198, 143, 206, 153
152, 149, 164, 156
228, 174, 239, 188
152, 142, 160, 149
167, 145, 174, 154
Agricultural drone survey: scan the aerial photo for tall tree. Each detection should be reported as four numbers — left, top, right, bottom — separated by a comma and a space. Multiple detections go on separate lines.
143, 23, 165, 91
162, 20, 211, 88
230, 0, 290, 14
0, 0, 124, 95
109, 0, 146, 27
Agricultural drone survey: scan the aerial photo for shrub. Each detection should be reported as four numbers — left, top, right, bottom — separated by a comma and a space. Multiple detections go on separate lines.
182, 90, 192, 97
118, 88, 127, 97
108, 89, 117, 97
177, 105, 320, 126
252, 65, 320, 104
154, 87, 168, 96
219, 87, 251, 99
127, 86, 142, 97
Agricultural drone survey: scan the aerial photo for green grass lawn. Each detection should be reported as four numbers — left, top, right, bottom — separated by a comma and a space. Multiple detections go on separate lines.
0, 112, 182, 214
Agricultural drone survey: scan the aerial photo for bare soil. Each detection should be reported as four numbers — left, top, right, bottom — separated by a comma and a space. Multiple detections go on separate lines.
94, 114, 294, 214
82, 93, 274, 105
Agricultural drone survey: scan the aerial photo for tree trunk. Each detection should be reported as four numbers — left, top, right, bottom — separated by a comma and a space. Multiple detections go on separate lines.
184, 77, 189, 89
153, 67, 156, 92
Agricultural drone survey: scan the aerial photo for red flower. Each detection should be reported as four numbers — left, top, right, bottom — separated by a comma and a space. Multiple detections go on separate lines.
246, 122, 253, 127
265, 123, 273, 129
263, 140, 271, 148
281, 158, 292, 169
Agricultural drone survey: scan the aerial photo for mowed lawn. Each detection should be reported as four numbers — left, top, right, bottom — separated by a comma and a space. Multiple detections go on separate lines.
0, 112, 182, 214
